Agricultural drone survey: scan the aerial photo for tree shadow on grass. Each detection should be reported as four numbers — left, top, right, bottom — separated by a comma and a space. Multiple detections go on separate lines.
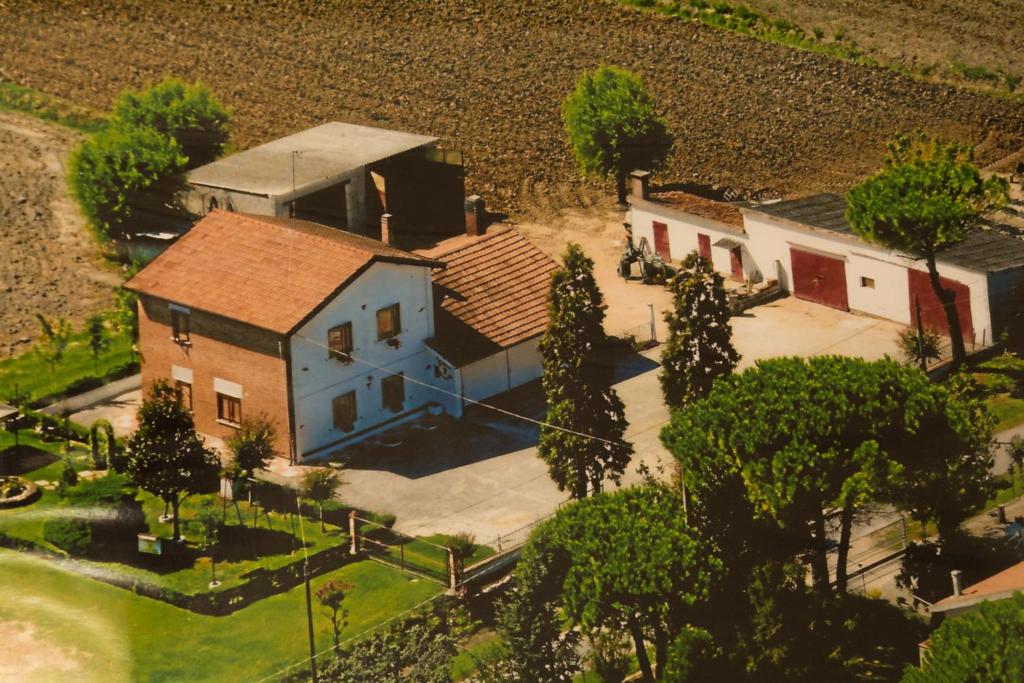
0, 445, 57, 476
215, 523, 309, 563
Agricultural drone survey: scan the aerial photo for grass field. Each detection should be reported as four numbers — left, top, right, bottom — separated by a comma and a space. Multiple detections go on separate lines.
971, 353, 1024, 431
0, 325, 134, 403
0, 547, 441, 682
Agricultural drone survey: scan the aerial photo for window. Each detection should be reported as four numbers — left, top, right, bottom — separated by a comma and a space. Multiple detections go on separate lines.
860, 276, 876, 289
174, 380, 193, 411
328, 322, 354, 362
332, 391, 357, 432
376, 304, 401, 341
171, 309, 190, 344
381, 373, 405, 413
217, 393, 241, 426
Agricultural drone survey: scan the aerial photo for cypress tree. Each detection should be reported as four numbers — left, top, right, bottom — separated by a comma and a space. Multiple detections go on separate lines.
660, 252, 739, 410
538, 243, 633, 499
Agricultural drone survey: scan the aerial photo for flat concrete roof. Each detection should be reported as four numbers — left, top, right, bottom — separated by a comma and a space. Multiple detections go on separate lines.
187, 122, 438, 201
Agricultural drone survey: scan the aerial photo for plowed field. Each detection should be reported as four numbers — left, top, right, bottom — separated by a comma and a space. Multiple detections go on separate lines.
2, 0, 1024, 209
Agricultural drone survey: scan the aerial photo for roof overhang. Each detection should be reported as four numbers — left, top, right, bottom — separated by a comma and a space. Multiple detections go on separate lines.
187, 122, 438, 201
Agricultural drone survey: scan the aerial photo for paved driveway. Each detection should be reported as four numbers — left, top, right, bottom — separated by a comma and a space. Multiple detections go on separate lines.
337, 296, 908, 540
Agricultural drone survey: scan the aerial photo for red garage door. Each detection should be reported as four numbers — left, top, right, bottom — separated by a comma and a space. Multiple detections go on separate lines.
907, 269, 973, 342
790, 248, 849, 311
653, 221, 671, 259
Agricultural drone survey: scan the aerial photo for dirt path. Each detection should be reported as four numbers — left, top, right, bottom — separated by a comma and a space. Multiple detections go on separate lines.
0, 111, 120, 357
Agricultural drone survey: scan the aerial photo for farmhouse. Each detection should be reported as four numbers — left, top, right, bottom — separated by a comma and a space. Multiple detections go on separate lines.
185, 122, 466, 242
627, 172, 1024, 346
125, 210, 556, 463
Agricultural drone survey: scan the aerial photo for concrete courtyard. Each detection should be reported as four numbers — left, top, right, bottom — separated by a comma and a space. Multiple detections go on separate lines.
332, 295, 907, 541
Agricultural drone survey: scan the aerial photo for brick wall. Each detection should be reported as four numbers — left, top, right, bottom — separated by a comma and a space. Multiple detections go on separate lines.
138, 296, 293, 460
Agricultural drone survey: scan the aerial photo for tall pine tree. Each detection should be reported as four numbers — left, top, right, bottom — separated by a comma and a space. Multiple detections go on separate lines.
660, 252, 739, 410
538, 243, 633, 499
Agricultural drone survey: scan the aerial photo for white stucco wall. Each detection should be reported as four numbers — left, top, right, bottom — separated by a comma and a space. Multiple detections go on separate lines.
629, 202, 759, 281
628, 200, 994, 344
288, 261, 456, 458
457, 337, 543, 405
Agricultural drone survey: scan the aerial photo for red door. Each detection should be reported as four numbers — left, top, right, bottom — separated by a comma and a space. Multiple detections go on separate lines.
730, 247, 744, 282
790, 248, 849, 311
697, 233, 711, 262
907, 269, 973, 342
652, 221, 670, 259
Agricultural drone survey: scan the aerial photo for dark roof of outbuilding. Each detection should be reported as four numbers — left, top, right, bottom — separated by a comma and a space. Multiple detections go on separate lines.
747, 193, 1024, 273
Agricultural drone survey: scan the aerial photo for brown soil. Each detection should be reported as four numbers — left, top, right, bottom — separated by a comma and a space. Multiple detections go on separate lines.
0, 620, 83, 680
2, 0, 1023, 212
0, 111, 120, 357
744, 0, 1024, 85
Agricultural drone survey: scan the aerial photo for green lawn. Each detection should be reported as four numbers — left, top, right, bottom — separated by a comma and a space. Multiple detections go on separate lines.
0, 326, 134, 404
970, 353, 1024, 431
0, 547, 441, 682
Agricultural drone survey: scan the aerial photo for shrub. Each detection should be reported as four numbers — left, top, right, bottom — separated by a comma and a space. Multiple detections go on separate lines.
110, 77, 230, 169
43, 517, 92, 555
68, 125, 187, 241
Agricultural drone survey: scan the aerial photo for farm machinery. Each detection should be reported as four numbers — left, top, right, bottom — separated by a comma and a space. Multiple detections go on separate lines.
618, 222, 676, 284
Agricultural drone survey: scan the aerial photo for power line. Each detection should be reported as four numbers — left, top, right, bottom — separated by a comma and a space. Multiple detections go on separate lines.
251, 591, 447, 683
292, 332, 631, 449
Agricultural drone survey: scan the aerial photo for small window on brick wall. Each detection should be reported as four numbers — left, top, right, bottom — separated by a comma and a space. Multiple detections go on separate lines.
860, 276, 876, 289
332, 391, 357, 432
174, 380, 193, 411
171, 309, 190, 343
328, 322, 354, 362
382, 373, 405, 413
217, 393, 241, 426
376, 304, 401, 341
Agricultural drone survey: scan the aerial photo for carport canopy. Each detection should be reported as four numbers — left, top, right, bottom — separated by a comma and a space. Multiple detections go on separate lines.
713, 237, 742, 250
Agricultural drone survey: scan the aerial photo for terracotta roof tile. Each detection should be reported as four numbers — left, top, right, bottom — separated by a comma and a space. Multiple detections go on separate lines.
423, 227, 557, 366
651, 191, 745, 229
125, 211, 440, 334
931, 561, 1024, 612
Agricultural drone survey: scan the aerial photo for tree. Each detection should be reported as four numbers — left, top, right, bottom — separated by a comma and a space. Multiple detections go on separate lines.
299, 467, 343, 532
316, 579, 353, 650
225, 414, 279, 481
897, 326, 942, 370
34, 314, 72, 375
538, 243, 633, 499
511, 486, 720, 682
662, 356, 993, 593
846, 131, 1009, 367
110, 77, 230, 169
444, 531, 476, 584
885, 373, 997, 540
903, 593, 1024, 683
562, 65, 672, 205
68, 125, 187, 241
660, 252, 740, 410
196, 498, 222, 587
124, 380, 219, 541
86, 313, 110, 373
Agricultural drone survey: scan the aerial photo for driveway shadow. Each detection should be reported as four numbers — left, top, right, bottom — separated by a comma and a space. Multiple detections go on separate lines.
339, 415, 538, 480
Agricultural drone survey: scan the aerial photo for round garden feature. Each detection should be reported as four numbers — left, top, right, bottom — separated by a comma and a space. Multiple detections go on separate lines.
0, 476, 40, 508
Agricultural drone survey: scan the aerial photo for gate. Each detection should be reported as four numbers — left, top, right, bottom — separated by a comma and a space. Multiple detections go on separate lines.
790, 247, 849, 311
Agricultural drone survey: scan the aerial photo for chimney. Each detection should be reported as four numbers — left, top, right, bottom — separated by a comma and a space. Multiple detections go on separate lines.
630, 170, 650, 201
465, 195, 486, 237
380, 213, 394, 246
951, 569, 964, 596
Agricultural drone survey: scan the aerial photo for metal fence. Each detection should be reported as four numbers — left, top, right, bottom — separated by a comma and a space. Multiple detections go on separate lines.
353, 516, 450, 586
829, 514, 913, 591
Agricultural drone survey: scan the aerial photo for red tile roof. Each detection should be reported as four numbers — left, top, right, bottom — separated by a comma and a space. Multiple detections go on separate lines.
423, 226, 557, 366
126, 211, 440, 334
651, 191, 745, 229
931, 561, 1024, 613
